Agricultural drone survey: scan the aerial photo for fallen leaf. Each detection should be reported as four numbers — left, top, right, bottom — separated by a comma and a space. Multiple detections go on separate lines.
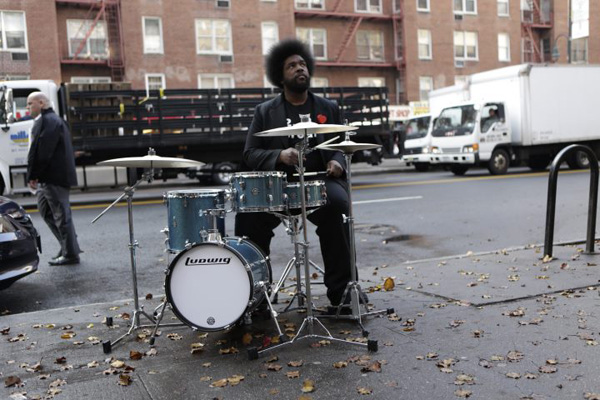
383, 277, 395, 291
0, 327, 9, 335
219, 346, 239, 355
542, 254, 553, 263
288, 360, 303, 367
242, 333, 253, 346
199, 376, 211, 382
190, 343, 205, 354
506, 372, 521, 379
60, 331, 76, 339
301, 379, 315, 393
118, 374, 132, 386
524, 373, 538, 379
87, 361, 99, 368
110, 360, 125, 368
454, 374, 475, 385
167, 333, 182, 341
333, 361, 348, 368
507, 351, 523, 362
357, 387, 372, 395
539, 365, 557, 374
129, 351, 143, 360
286, 371, 300, 379
4, 376, 21, 387
145, 348, 157, 357
227, 374, 244, 386
361, 361, 382, 373
266, 363, 282, 371
455, 389, 472, 398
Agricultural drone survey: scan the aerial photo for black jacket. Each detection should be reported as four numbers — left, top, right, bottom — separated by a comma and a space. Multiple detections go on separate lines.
243, 92, 347, 176
27, 108, 78, 188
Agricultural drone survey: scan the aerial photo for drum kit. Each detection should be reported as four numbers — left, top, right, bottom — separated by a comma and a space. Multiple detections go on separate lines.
95, 119, 394, 358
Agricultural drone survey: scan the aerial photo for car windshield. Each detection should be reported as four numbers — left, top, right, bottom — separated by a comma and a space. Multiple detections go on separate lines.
432, 105, 477, 137
405, 116, 431, 140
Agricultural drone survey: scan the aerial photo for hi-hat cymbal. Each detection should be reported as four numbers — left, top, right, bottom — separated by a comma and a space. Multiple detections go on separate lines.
98, 155, 204, 168
315, 140, 382, 154
254, 121, 358, 137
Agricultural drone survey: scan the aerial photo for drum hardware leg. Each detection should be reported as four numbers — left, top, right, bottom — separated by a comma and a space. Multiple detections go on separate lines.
259, 284, 284, 338
250, 125, 374, 359
91, 161, 174, 353
317, 145, 391, 331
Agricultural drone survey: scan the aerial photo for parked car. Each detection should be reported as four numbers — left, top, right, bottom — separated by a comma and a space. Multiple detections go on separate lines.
0, 196, 40, 289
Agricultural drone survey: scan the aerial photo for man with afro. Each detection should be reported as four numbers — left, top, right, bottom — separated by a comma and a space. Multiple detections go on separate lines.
235, 38, 359, 307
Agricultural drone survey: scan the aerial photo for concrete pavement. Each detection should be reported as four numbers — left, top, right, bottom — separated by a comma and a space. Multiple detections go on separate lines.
2, 241, 600, 399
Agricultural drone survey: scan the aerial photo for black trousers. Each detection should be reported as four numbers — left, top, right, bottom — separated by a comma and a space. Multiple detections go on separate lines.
37, 183, 81, 258
235, 178, 352, 305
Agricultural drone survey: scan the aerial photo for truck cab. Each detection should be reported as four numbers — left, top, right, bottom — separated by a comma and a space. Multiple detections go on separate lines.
0, 80, 60, 195
401, 114, 432, 172
430, 101, 512, 175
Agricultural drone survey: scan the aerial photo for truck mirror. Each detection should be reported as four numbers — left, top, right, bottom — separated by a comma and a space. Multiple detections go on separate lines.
0, 87, 13, 131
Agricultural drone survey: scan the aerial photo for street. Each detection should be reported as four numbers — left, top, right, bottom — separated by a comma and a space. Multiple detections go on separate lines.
1, 165, 593, 314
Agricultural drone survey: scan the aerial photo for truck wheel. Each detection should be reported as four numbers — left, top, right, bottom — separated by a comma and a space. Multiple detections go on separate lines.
567, 151, 590, 170
211, 162, 236, 185
528, 156, 550, 171
414, 163, 429, 172
488, 149, 509, 175
450, 165, 469, 176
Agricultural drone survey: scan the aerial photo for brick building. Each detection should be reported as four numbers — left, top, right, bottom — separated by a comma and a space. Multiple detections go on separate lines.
0, 0, 596, 105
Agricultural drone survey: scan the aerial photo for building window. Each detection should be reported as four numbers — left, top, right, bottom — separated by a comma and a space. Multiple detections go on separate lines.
418, 29, 432, 60
195, 19, 232, 55
198, 74, 234, 89
296, 28, 327, 59
417, 0, 430, 12
358, 77, 385, 87
261, 22, 279, 56
355, 0, 382, 13
498, 33, 510, 62
145, 73, 165, 95
70, 76, 112, 84
454, 0, 477, 14
419, 76, 433, 101
143, 17, 163, 54
454, 31, 478, 60
295, 0, 324, 9
0, 11, 27, 52
356, 30, 384, 61
571, 38, 588, 64
311, 77, 329, 87
66, 19, 108, 59
497, 0, 509, 16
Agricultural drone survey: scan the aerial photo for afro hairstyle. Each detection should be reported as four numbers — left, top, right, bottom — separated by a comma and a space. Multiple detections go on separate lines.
265, 38, 315, 89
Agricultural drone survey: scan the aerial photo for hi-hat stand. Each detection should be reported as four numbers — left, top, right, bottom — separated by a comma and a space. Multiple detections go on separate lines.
248, 118, 377, 360
93, 148, 200, 353
317, 133, 395, 336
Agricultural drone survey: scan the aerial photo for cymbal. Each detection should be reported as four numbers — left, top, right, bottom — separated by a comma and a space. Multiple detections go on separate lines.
315, 140, 382, 154
98, 155, 204, 168
254, 121, 358, 137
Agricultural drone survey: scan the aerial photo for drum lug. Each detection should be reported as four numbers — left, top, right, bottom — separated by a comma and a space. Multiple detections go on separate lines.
184, 241, 193, 250
239, 179, 245, 189
240, 194, 246, 204
267, 194, 273, 204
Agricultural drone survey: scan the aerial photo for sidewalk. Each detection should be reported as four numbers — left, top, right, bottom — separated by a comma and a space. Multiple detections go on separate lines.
2, 242, 600, 399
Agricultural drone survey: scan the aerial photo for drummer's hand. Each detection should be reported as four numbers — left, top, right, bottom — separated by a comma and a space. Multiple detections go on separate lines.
326, 160, 343, 178
279, 148, 300, 166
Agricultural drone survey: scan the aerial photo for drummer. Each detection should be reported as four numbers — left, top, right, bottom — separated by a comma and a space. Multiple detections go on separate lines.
235, 38, 364, 308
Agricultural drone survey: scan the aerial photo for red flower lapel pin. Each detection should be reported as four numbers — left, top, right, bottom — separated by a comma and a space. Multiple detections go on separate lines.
317, 114, 327, 124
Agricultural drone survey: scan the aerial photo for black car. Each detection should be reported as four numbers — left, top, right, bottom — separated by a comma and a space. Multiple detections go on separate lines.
0, 196, 41, 289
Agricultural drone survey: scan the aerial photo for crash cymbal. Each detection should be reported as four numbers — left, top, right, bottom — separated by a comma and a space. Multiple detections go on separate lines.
315, 140, 382, 154
98, 155, 204, 168
254, 121, 357, 137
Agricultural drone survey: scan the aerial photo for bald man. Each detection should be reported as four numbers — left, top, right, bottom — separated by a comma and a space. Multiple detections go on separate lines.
27, 92, 81, 265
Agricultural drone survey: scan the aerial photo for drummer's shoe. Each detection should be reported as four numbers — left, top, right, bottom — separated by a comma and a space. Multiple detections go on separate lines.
49, 255, 80, 266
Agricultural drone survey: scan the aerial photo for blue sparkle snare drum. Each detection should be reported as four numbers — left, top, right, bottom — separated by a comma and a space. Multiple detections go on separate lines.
284, 180, 327, 209
230, 171, 286, 212
165, 189, 226, 251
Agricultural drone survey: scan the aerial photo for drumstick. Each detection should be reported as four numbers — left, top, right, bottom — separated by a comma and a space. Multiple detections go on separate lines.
314, 135, 340, 149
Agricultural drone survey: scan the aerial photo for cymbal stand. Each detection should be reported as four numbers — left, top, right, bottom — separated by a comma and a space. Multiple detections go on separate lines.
249, 121, 376, 360
92, 163, 181, 353
269, 210, 325, 311
319, 132, 394, 336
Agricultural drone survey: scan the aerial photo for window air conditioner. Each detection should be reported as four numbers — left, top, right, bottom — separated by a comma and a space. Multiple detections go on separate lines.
216, 0, 230, 8
219, 54, 234, 63
455, 59, 465, 68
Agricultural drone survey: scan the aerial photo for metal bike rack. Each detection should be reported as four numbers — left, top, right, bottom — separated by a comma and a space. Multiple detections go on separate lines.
544, 144, 599, 257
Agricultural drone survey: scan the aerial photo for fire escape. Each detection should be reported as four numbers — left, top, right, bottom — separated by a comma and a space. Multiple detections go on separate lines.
521, 0, 553, 63
294, 0, 406, 103
56, 0, 125, 81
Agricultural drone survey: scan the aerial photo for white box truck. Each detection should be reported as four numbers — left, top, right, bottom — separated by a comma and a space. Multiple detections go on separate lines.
403, 84, 470, 171
429, 64, 600, 175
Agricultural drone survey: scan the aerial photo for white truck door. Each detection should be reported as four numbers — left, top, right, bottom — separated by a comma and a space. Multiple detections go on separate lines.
478, 102, 511, 160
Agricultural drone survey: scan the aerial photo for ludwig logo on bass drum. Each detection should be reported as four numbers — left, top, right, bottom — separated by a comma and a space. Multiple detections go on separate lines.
185, 257, 231, 266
